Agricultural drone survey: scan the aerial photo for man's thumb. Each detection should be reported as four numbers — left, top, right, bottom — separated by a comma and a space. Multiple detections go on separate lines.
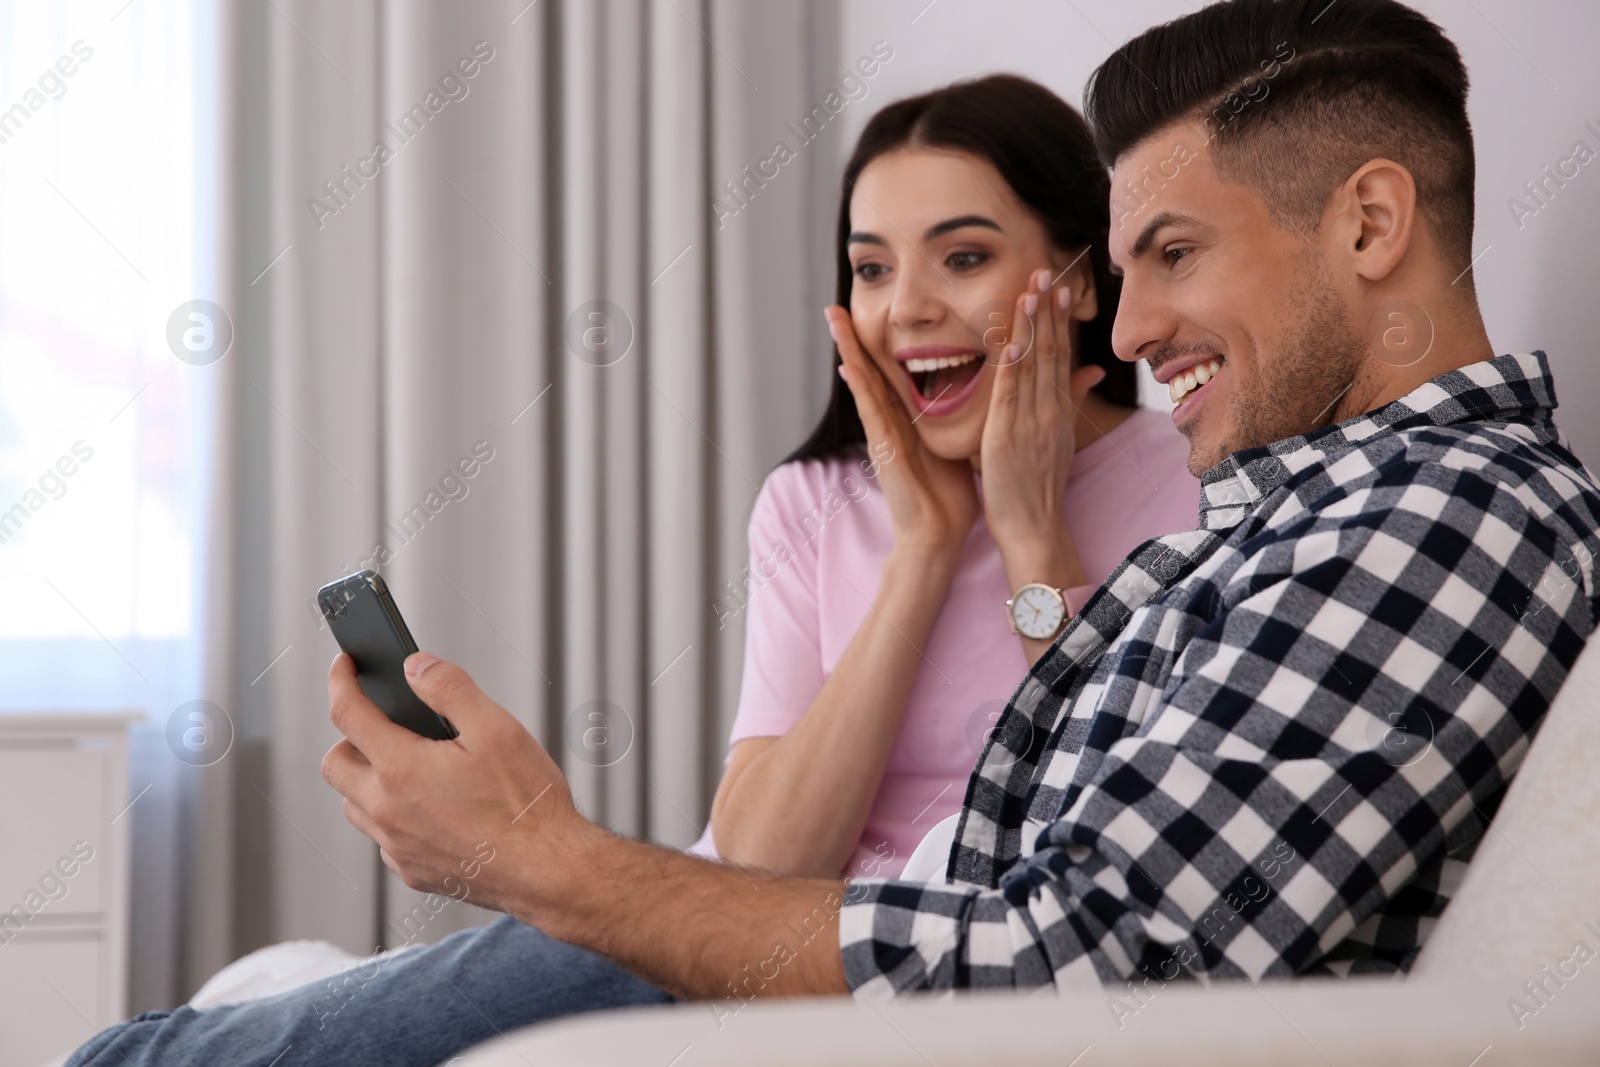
404, 652, 486, 726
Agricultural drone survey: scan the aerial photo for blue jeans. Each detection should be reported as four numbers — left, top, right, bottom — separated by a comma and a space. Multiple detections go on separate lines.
65, 915, 673, 1066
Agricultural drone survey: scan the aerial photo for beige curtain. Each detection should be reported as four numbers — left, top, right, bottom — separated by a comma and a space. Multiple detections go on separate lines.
178, 0, 837, 998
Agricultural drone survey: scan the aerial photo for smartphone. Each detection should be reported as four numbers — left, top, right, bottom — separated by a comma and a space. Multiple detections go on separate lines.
316, 569, 458, 740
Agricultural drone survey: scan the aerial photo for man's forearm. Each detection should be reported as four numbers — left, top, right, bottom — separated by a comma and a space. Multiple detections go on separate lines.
513, 816, 851, 1001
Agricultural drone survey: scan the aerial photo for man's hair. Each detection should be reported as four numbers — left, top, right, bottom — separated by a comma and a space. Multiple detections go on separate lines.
1084, 0, 1476, 281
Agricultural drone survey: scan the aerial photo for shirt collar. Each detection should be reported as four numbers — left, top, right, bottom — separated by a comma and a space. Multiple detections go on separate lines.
1196, 351, 1558, 532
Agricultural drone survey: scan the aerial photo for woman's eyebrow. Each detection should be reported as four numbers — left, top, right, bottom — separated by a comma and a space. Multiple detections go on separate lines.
847, 214, 1003, 248
923, 214, 1001, 240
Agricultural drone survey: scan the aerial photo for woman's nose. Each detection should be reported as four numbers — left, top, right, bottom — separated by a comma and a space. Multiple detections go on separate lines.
887, 268, 948, 331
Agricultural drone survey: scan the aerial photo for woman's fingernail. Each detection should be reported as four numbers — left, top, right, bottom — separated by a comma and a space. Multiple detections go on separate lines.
1056, 287, 1072, 310
405, 652, 439, 679
1037, 269, 1051, 292
837, 364, 849, 383
1004, 343, 1022, 364
1023, 293, 1038, 316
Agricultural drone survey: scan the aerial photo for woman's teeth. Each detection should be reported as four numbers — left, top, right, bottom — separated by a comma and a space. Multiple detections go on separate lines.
903, 352, 978, 373
1168, 358, 1223, 404
906, 351, 982, 400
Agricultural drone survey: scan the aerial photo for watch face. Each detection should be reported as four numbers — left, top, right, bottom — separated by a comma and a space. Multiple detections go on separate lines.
1011, 584, 1066, 639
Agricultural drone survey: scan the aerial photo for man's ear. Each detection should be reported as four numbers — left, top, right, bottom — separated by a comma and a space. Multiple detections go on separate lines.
1337, 158, 1416, 284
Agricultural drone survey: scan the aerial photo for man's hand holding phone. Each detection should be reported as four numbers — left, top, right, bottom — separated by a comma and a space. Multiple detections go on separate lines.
313, 571, 851, 1002
320, 649, 596, 922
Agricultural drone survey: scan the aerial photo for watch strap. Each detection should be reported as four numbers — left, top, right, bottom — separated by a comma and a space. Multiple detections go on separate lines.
1062, 583, 1096, 616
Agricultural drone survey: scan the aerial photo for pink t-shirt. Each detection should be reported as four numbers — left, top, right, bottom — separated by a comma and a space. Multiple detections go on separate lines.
698, 408, 1199, 879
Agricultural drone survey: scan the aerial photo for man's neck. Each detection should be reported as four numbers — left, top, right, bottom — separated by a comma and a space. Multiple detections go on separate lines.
1340, 287, 1497, 422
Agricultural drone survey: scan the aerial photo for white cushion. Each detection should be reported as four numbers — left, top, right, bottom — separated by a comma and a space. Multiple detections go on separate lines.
1411, 625, 1600, 979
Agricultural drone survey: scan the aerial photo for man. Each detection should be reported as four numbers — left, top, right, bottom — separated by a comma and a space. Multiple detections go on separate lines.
67, 0, 1600, 1063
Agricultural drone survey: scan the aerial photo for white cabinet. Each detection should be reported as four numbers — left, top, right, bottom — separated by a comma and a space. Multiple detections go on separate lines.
0, 712, 135, 1067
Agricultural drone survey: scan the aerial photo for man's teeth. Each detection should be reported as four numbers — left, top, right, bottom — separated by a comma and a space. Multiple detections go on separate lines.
903, 352, 978, 373
1168, 358, 1223, 404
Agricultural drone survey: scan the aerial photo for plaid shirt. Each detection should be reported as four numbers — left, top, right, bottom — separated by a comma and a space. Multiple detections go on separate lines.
839, 351, 1600, 997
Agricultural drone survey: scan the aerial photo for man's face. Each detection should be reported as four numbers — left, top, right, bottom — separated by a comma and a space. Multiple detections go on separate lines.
1108, 127, 1364, 476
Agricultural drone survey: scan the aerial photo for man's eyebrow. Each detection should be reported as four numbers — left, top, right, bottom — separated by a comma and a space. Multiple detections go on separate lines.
1132, 211, 1204, 257
1110, 211, 1206, 276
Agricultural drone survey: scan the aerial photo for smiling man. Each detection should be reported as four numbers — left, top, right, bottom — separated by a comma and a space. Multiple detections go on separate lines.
1094, 13, 1483, 478
65, 1, 1600, 1064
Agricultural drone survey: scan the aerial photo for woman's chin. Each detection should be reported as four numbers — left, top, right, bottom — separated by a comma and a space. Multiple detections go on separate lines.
900, 376, 989, 462
914, 422, 984, 465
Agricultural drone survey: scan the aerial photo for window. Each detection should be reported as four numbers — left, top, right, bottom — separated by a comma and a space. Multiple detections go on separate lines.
0, 0, 211, 720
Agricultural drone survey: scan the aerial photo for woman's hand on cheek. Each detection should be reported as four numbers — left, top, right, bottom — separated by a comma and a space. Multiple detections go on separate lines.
825, 305, 977, 565
979, 269, 1104, 561
321, 651, 589, 919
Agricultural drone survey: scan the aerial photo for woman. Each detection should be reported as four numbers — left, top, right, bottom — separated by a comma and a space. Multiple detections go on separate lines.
694, 74, 1199, 881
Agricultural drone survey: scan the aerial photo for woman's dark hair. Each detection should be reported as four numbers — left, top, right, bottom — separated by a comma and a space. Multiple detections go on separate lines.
783, 73, 1135, 466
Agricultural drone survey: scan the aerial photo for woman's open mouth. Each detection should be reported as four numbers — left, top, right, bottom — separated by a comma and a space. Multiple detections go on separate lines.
899, 348, 985, 418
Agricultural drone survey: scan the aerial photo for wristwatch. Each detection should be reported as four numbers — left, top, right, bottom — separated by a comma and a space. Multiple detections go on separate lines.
1006, 582, 1068, 640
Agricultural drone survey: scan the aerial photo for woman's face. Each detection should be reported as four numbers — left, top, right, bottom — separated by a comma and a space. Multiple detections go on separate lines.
846, 147, 1099, 461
